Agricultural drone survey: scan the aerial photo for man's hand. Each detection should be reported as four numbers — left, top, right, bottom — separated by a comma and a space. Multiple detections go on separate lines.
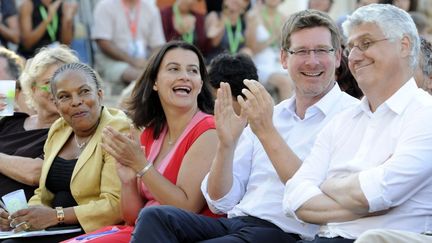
215, 82, 247, 148
238, 79, 274, 138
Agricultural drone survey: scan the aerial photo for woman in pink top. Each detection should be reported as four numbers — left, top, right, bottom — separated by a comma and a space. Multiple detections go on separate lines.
63, 41, 218, 243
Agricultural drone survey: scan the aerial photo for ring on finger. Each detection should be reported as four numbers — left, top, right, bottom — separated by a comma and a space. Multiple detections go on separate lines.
22, 222, 31, 231
9, 218, 16, 228
14, 221, 28, 229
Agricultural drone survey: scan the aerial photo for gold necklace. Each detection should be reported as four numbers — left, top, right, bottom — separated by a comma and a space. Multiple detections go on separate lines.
167, 133, 178, 146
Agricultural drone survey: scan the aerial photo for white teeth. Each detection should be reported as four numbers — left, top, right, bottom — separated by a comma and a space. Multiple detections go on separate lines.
173, 86, 191, 94
303, 72, 322, 77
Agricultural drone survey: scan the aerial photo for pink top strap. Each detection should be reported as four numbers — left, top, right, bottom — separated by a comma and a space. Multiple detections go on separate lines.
140, 111, 208, 206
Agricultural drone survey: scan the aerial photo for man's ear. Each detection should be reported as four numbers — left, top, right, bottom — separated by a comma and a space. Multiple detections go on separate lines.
280, 49, 289, 70
98, 88, 104, 102
400, 35, 411, 58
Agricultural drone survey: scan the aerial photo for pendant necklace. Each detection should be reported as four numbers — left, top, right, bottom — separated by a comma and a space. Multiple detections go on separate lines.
74, 134, 90, 150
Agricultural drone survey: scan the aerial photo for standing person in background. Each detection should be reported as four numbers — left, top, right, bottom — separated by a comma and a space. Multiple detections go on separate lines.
92, 0, 165, 94
17, 0, 78, 59
0, 46, 78, 201
0, 0, 20, 47
160, 0, 211, 56
205, 0, 251, 63
245, 0, 293, 102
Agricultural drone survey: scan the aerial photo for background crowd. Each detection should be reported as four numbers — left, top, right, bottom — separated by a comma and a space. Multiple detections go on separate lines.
0, 0, 430, 103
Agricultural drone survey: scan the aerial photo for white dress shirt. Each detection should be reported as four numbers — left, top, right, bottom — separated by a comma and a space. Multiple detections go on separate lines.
201, 83, 359, 239
284, 79, 432, 239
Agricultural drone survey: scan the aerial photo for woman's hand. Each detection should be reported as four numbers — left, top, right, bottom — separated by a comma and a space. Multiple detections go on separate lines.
174, 14, 196, 34
10, 205, 57, 232
62, 0, 78, 21
0, 208, 11, 231
115, 161, 138, 184
0, 94, 6, 112
46, 0, 63, 23
101, 125, 148, 173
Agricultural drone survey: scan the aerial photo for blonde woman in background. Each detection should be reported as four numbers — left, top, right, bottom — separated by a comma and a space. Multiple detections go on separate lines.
0, 45, 78, 201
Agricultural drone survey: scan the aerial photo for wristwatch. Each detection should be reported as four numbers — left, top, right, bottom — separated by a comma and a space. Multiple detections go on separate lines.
55, 206, 65, 224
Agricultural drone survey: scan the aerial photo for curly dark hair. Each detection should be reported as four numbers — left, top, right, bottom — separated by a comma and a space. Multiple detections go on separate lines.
336, 47, 363, 99
208, 52, 258, 98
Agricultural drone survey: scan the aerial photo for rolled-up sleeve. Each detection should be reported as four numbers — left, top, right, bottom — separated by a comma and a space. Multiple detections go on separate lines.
359, 109, 432, 212
201, 128, 255, 214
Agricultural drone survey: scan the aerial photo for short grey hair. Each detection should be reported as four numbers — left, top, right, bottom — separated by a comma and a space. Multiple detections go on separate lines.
342, 3, 419, 68
419, 37, 432, 78
20, 45, 79, 109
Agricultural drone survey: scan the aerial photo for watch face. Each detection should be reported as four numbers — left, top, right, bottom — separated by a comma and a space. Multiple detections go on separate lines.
55, 207, 65, 223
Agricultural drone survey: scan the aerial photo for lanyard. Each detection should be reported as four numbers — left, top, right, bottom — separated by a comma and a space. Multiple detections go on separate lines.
262, 6, 281, 47
121, 0, 141, 40
225, 18, 243, 54
172, 4, 194, 44
39, 5, 58, 42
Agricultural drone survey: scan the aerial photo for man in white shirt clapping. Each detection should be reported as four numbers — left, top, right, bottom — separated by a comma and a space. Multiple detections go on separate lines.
129, 9, 359, 243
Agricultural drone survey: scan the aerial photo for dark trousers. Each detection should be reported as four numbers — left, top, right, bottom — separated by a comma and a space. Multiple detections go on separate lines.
299, 235, 355, 243
131, 205, 300, 243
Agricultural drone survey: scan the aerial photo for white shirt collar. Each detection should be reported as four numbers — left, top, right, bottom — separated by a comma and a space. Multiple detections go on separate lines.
281, 82, 344, 119
354, 78, 418, 117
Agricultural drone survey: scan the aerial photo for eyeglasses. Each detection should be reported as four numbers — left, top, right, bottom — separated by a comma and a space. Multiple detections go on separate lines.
32, 82, 51, 92
286, 48, 335, 57
344, 38, 388, 56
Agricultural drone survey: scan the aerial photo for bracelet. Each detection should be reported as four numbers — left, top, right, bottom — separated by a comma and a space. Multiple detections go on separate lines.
136, 163, 153, 178
55, 206, 65, 224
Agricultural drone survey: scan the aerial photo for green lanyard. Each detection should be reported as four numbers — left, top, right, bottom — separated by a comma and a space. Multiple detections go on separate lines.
262, 6, 281, 47
172, 4, 194, 44
39, 5, 59, 42
225, 18, 243, 54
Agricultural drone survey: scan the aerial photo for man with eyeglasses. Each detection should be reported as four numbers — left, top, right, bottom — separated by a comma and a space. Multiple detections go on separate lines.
284, 4, 432, 243
128, 9, 359, 243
